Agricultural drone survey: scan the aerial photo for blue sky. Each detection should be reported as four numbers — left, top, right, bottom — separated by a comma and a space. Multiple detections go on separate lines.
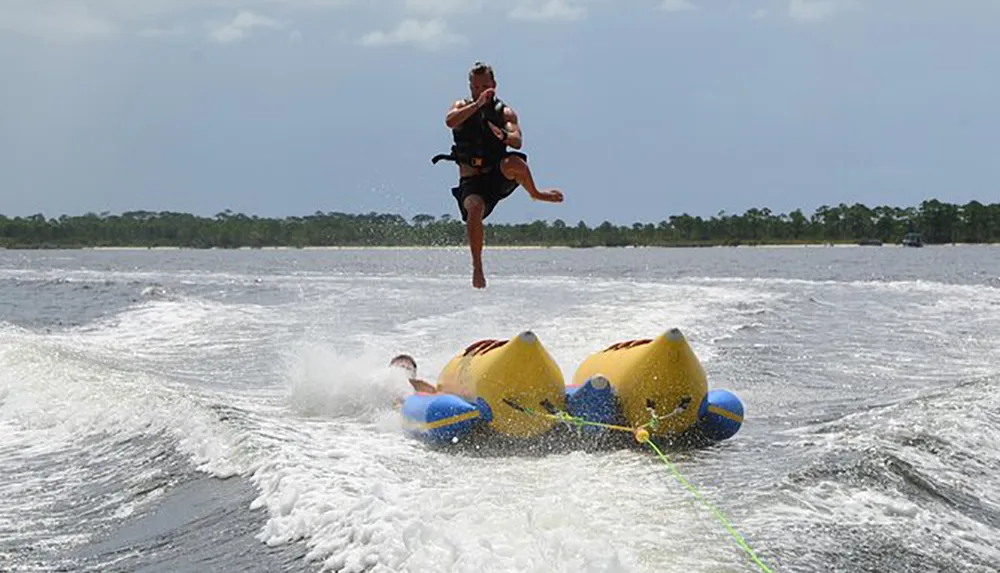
1, 0, 997, 225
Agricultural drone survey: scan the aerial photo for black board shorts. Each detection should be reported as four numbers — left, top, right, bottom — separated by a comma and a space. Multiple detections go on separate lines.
452, 168, 520, 222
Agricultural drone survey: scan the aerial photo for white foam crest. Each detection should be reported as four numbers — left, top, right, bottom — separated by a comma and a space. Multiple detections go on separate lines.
730, 267, 1000, 403
761, 371, 1000, 568
685, 275, 1000, 298
764, 472, 1000, 566
49, 296, 292, 389
0, 327, 259, 556
888, 381, 1000, 505
0, 418, 172, 551
0, 266, 255, 286
0, 329, 251, 479
73, 296, 269, 341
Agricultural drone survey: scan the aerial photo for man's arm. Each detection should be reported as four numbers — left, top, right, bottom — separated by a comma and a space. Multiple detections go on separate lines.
501, 106, 522, 149
409, 378, 438, 394
446, 99, 480, 129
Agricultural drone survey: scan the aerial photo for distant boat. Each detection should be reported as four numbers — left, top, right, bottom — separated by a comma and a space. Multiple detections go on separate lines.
858, 238, 883, 246
901, 232, 924, 247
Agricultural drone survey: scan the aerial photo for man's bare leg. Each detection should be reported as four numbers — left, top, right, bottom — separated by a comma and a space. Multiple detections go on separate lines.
463, 194, 487, 288
500, 156, 564, 202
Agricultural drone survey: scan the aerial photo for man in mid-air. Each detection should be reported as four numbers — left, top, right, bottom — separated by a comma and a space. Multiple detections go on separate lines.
432, 61, 564, 289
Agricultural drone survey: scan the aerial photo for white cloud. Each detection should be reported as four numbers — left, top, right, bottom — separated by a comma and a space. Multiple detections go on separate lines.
0, 1, 115, 41
2, 0, 593, 46
788, 0, 856, 22
659, 0, 696, 12
360, 18, 463, 51
403, 0, 485, 16
0, 1, 351, 43
208, 10, 286, 44
509, 0, 587, 22
101, 0, 355, 19
138, 25, 186, 38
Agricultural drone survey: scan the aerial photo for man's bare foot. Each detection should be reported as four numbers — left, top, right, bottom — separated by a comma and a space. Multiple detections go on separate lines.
472, 266, 486, 289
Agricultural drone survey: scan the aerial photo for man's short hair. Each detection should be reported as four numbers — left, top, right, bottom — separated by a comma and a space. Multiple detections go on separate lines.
390, 354, 417, 370
469, 61, 495, 81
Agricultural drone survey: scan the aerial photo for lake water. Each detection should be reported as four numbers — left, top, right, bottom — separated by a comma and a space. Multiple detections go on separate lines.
2, 245, 999, 572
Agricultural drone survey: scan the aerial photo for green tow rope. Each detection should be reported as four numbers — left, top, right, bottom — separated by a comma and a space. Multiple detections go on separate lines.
643, 438, 775, 573
503, 399, 775, 573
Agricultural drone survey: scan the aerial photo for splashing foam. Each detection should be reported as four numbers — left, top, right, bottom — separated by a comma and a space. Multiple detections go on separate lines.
285, 342, 412, 420
245, 441, 676, 573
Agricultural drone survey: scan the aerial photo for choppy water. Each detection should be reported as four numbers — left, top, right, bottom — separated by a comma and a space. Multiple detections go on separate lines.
1, 245, 999, 573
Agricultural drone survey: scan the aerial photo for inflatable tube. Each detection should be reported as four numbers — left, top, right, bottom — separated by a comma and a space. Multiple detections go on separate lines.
435, 330, 565, 438
572, 328, 708, 436
564, 375, 620, 434
696, 389, 744, 441
401, 393, 493, 444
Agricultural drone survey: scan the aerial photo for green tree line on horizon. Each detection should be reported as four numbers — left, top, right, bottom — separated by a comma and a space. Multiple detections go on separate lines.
1, 199, 998, 249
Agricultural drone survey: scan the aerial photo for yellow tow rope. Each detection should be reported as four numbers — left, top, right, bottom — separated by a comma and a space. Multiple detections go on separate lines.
503, 400, 776, 573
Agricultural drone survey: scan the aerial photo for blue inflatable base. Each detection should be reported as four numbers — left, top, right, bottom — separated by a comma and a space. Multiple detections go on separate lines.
695, 389, 744, 442
401, 393, 493, 444
400, 381, 745, 446
564, 375, 620, 434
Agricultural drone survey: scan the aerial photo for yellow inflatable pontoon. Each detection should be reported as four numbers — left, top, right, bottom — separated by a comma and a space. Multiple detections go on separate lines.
435, 330, 566, 438
573, 327, 708, 436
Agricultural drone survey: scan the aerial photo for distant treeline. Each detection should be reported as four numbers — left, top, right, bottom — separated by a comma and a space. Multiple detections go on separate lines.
1, 199, 998, 248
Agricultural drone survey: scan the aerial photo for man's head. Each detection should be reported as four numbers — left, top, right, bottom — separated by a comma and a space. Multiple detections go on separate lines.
389, 354, 417, 378
468, 61, 496, 100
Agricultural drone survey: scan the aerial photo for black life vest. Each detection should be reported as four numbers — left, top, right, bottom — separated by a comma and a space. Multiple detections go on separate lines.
431, 97, 526, 169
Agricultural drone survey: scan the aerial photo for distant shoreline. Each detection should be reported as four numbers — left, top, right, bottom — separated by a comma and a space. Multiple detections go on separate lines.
2, 199, 998, 248
0, 242, 994, 252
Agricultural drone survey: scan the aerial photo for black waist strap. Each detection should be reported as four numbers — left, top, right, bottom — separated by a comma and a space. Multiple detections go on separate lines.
431, 150, 527, 166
